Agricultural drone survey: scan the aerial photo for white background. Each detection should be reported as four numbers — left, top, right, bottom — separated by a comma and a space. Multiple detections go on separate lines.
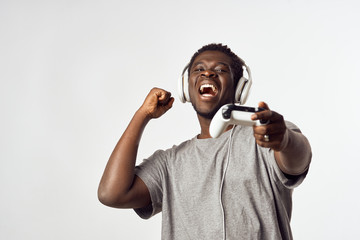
1, 0, 359, 239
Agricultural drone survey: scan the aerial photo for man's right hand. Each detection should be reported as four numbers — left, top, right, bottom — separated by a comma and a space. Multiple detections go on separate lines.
139, 88, 175, 119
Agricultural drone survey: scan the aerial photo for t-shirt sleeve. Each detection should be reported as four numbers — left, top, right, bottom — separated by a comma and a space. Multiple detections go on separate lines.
266, 120, 310, 189
267, 149, 308, 189
133, 149, 170, 219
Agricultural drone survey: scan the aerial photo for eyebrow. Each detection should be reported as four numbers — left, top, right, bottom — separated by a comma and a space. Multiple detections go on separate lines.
193, 61, 230, 68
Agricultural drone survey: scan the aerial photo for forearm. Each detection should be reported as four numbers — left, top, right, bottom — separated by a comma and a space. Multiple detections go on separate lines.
274, 129, 312, 175
98, 109, 150, 205
98, 88, 174, 207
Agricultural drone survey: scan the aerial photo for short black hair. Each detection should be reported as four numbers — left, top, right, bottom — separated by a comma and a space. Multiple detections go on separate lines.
188, 43, 245, 86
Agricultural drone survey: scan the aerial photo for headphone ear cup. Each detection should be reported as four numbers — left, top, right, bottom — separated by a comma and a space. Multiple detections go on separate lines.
234, 76, 246, 103
234, 76, 252, 104
183, 74, 190, 102
235, 64, 253, 104
177, 75, 186, 103
239, 77, 252, 104
178, 65, 190, 103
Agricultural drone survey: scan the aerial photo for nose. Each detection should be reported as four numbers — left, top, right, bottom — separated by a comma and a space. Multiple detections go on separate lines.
201, 69, 217, 78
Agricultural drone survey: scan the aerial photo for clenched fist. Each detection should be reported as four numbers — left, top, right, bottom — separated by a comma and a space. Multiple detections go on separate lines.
139, 88, 175, 119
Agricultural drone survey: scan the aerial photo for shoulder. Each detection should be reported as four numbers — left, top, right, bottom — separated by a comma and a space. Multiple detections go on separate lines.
284, 120, 301, 132
143, 138, 194, 162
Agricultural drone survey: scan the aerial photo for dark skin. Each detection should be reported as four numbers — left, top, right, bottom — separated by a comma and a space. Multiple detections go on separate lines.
98, 50, 311, 209
97, 89, 173, 208
188, 51, 236, 138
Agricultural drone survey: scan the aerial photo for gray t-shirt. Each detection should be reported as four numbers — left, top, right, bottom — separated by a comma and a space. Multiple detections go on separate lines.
134, 122, 307, 240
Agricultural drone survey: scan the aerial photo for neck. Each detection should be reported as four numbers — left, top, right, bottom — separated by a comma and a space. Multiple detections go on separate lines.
196, 114, 212, 139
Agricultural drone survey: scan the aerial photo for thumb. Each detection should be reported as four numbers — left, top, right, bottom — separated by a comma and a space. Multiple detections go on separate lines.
155, 97, 175, 118
258, 101, 270, 110
157, 91, 172, 106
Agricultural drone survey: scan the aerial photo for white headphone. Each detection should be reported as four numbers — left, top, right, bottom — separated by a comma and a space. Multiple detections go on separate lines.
177, 60, 253, 105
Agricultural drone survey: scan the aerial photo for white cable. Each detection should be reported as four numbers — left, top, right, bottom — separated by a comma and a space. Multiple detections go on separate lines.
219, 126, 235, 240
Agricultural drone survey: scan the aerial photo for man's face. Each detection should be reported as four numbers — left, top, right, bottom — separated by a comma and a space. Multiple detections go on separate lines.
188, 50, 235, 119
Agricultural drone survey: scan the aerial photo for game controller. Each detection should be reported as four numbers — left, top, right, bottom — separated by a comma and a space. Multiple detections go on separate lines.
210, 104, 268, 138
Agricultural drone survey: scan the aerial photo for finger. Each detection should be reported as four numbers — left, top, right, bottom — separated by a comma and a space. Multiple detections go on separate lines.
253, 123, 286, 135
164, 97, 175, 110
251, 101, 273, 121
253, 132, 283, 143
155, 89, 167, 100
251, 109, 272, 121
254, 133, 284, 150
157, 90, 172, 105
255, 139, 284, 151
156, 97, 175, 117
258, 101, 270, 110
253, 110, 285, 125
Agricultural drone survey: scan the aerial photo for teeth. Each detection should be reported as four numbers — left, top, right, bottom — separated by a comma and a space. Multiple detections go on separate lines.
200, 84, 216, 93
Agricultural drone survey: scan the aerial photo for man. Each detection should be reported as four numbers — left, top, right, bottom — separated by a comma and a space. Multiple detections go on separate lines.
98, 43, 312, 239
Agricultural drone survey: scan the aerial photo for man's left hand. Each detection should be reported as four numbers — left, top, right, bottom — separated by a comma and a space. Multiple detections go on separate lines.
251, 102, 287, 151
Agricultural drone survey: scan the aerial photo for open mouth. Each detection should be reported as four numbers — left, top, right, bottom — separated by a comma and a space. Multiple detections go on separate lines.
199, 83, 218, 97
